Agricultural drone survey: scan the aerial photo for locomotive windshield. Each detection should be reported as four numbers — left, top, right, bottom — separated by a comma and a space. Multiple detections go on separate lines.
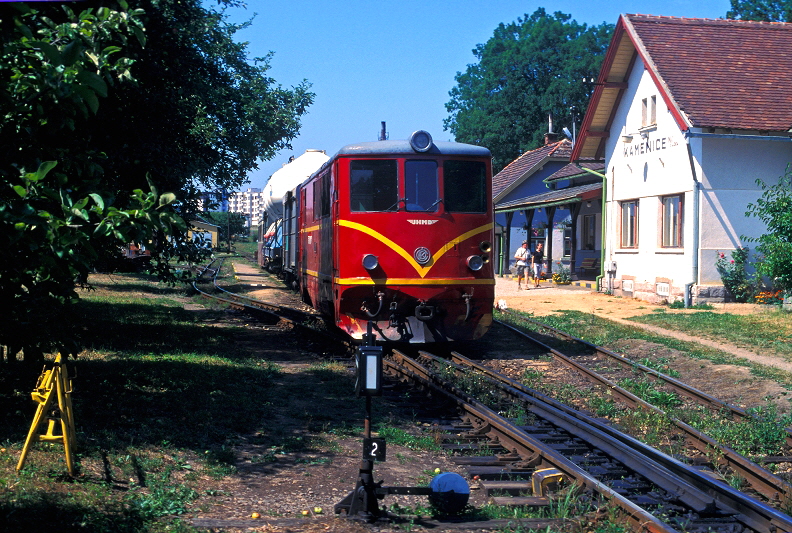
405, 160, 438, 212
444, 160, 487, 213
350, 160, 398, 212
349, 158, 487, 213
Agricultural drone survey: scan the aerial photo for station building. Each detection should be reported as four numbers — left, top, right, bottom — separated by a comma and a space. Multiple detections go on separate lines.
568, 14, 792, 303
188, 219, 220, 249
493, 136, 604, 281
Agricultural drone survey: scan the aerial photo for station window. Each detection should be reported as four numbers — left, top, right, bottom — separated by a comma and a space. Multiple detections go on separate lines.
405, 160, 438, 211
661, 194, 683, 248
444, 160, 486, 213
620, 200, 639, 248
641, 95, 657, 128
350, 160, 398, 212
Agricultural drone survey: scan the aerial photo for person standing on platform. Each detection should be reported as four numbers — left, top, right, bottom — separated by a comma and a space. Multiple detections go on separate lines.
513, 241, 529, 290
530, 242, 544, 288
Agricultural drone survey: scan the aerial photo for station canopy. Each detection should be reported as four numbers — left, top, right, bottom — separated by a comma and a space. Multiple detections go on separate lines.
495, 182, 602, 213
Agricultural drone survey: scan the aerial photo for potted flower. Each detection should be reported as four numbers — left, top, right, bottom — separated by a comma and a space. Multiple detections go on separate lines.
552, 262, 571, 285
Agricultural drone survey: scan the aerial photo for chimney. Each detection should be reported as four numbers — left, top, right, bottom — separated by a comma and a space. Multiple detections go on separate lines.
379, 121, 387, 141
545, 113, 560, 144
544, 132, 561, 145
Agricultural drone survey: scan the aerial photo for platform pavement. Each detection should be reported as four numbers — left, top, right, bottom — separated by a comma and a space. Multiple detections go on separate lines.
229, 261, 272, 287
494, 274, 597, 299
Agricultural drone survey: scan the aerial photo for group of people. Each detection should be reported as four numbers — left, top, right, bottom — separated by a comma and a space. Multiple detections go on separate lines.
514, 240, 543, 290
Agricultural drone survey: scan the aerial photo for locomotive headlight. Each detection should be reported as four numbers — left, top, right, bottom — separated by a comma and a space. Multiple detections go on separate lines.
479, 240, 492, 253
466, 255, 484, 271
409, 130, 433, 152
362, 254, 379, 271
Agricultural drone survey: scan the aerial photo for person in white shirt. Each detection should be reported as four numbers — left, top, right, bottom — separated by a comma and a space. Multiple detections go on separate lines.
514, 241, 529, 290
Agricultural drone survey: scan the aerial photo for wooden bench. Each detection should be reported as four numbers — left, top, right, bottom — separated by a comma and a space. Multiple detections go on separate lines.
577, 257, 599, 275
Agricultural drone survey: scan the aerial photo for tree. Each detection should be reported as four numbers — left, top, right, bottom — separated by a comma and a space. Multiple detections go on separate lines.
444, 8, 613, 171
726, 0, 792, 22
743, 169, 792, 294
0, 1, 313, 361
87, 0, 314, 208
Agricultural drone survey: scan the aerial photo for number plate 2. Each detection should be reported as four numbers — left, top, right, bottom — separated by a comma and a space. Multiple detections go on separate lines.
363, 438, 386, 462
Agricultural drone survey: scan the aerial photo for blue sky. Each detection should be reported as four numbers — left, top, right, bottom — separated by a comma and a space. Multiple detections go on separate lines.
227, 1, 732, 190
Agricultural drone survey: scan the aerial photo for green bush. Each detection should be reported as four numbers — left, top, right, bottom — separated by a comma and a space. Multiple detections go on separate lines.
744, 169, 792, 295
715, 247, 755, 302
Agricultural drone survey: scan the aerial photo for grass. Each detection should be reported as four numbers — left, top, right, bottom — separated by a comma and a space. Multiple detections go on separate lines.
497, 309, 792, 388
376, 426, 442, 452
0, 271, 359, 533
472, 485, 630, 533
628, 310, 792, 361
386, 483, 630, 532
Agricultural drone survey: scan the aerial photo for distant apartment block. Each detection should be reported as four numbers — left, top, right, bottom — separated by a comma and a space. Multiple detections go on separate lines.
227, 188, 265, 229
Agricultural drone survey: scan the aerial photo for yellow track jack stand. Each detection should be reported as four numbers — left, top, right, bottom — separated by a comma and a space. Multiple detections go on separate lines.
16, 354, 76, 476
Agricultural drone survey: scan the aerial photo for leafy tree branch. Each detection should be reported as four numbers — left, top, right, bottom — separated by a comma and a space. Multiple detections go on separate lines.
0, 0, 313, 360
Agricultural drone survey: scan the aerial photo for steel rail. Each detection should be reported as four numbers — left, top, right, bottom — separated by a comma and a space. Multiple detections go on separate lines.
210, 282, 323, 326
491, 319, 792, 503
386, 351, 678, 533
444, 350, 792, 505
498, 311, 792, 448
433, 351, 792, 533
388, 350, 792, 533
190, 259, 346, 345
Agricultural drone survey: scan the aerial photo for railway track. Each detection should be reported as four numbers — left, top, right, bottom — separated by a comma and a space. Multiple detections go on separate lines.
489, 313, 792, 506
499, 309, 792, 448
187, 261, 792, 530
190, 258, 350, 346
385, 349, 792, 533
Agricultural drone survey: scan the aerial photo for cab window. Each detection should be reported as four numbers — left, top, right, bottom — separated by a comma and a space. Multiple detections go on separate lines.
444, 160, 486, 213
350, 160, 398, 212
405, 160, 438, 212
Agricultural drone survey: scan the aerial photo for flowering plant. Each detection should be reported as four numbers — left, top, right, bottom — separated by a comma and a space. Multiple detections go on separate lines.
551, 262, 571, 284
754, 290, 784, 305
715, 247, 755, 302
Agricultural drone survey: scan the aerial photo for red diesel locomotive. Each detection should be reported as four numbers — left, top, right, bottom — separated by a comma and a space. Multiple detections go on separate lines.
274, 131, 494, 343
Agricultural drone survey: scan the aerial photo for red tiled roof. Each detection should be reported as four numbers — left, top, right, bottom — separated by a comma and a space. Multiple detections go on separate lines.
492, 140, 573, 200
626, 14, 792, 131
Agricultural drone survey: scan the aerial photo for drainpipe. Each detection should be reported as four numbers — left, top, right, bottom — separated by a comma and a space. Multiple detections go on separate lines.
684, 136, 701, 308
495, 222, 505, 277
580, 167, 607, 291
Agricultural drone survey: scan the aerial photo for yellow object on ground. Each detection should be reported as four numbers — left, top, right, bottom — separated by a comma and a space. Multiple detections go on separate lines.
16, 353, 76, 476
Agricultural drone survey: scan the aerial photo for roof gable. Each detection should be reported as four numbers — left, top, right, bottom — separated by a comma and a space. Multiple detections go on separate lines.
492, 140, 572, 201
573, 14, 792, 160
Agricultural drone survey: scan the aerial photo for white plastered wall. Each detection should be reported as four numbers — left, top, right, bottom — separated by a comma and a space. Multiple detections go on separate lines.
602, 60, 695, 301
